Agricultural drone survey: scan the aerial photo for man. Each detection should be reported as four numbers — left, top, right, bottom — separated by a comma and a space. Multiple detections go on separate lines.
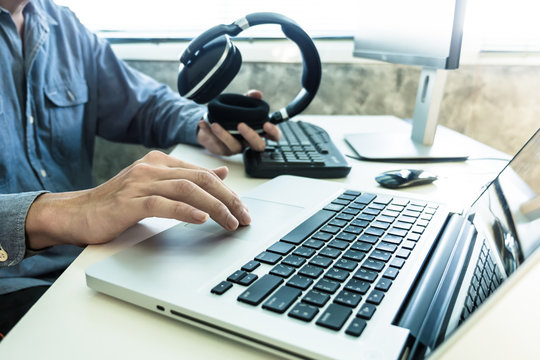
0, 0, 281, 337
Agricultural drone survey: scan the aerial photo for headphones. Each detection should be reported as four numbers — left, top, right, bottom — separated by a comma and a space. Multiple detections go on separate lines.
177, 12, 322, 137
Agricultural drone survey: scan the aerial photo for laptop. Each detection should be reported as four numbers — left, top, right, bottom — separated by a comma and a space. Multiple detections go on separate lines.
86, 128, 540, 360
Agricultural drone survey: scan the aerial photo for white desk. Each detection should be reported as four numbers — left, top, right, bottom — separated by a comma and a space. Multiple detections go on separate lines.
0, 115, 524, 360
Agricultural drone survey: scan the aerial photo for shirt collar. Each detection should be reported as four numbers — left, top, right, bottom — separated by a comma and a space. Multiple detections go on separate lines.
25, 1, 58, 29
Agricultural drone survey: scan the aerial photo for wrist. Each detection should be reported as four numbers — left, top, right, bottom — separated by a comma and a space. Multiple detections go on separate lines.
25, 191, 90, 250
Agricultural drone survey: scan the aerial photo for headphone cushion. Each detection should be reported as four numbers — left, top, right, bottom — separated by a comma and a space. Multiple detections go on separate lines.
207, 93, 270, 134
178, 36, 242, 104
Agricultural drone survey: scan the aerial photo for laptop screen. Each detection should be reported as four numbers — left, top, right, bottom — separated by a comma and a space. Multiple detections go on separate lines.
468, 128, 540, 275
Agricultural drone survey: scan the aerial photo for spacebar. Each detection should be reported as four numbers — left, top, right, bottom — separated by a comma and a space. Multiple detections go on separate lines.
281, 210, 335, 245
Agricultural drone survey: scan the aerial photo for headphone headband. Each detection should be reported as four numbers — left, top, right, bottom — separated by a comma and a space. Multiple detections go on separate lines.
180, 12, 321, 122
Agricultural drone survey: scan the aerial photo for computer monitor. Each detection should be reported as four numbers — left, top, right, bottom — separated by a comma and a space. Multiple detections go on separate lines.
345, 0, 469, 161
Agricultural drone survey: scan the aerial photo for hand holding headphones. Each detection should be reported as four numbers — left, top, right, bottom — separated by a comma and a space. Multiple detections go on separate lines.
178, 12, 321, 142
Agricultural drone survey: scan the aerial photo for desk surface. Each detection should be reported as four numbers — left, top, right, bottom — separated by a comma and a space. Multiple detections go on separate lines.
1, 115, 527, 360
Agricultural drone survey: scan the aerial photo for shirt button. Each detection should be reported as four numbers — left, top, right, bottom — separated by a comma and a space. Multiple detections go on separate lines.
29, 115, 34, 124
40, 169, 47, 178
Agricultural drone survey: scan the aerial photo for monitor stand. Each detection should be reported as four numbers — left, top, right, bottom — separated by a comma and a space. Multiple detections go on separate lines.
344, 67, 469, 162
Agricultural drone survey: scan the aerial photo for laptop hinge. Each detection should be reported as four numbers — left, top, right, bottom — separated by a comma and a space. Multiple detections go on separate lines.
394, 213, 477, 359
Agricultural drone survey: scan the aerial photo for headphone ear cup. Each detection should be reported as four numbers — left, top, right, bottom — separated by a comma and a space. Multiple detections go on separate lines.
207, 93, 270, 137
178, 36, 242, 104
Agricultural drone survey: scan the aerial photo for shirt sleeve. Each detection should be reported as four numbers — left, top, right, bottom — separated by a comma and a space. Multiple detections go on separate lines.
0, 191, 48, 267
84, 28, 206, 148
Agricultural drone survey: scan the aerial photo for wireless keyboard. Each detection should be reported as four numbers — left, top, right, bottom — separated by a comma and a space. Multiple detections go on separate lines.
243, 120, 351, 178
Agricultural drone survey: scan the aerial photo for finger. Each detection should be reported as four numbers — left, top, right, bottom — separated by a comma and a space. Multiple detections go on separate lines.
151, 178, 250, 230
197, 121, 234, 156
134, 195, 210, 225
212, 166, 229, 180
210, 122, 244, 154
149, 167, 250, 226
237, 122, 266, 151
245, 89, 263, 100
262, 122, 282, 142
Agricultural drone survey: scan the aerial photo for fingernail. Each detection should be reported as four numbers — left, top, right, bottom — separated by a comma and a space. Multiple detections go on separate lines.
227, 213, 239, 230
192, 210, 209, 223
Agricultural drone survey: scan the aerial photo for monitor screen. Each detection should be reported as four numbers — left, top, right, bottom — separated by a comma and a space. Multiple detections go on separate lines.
353, 0, 466, 69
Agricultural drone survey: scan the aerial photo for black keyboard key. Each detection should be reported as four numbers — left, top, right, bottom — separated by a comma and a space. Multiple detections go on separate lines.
396, 248, 411, 259
293, 246, 316, 258
334, 290, 362, 307
299, 264, 324, 279
262, 286, 302, 314
357, 303, 377, 319
267, 241, 295, 255
303, 290, 330, 307
324, 267, 350, 282
336, 213, 354, 222
390, 257, 406, 269
211, 281, 233, 295
358, 234, 379, 244
355, 193, 376, 204
329, 219, 348, 227
287, 274, 314, 290
238, 273, 259, 286
319, 247, 341, 259
354, 268, 378, 282
345, 278, 370, 294
270, 264, 296, 278
350, 241, 372, 252
324, 204, 344, 212
335, 232, 356, 242
366, 290, 385, 305
281, 210, 335, 245
316, 303, 352, 331
255, 251, 282, 265
376, 242, 398, 253
328, 239, 349, 250
362, 258, 385, 272
238, 274, 283, 305
304, 239, 325, 249
383, 267, 399, 280
241, 260, 260, 272
311, 232, 333, 241
370, 250, 392, 262
227, 270, 247, 283
321, 225, 340, 234
375, 278, 393, 291
345, 318, 367, 337
343, 249, 366, 262
334, 258, 358, 272
282, 254, 307, 268
288, 303, 319, 322
310, 255, 333, 268
382, 234, 403, 245
314, 278, 341, 294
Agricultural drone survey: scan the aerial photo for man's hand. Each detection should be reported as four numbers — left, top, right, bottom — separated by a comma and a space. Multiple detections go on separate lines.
25, 151, 251, 249
197, 90, 282, 155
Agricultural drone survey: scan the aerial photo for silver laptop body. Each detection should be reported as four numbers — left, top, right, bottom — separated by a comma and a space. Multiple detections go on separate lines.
86, 129, 540, 360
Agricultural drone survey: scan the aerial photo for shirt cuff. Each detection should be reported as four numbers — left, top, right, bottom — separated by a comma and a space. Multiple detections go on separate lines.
0, 191, 49, 266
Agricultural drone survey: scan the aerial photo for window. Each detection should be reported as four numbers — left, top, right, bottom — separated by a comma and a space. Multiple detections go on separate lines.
56, 0, 540, 53
54, 0, 360, 40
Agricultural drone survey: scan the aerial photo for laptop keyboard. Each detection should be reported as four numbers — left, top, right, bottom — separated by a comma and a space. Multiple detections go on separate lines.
459, 239, 504, 324
211, 190, 439, 337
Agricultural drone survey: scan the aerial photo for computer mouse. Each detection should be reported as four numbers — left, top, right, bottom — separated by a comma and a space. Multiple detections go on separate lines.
375, 169, 438, 189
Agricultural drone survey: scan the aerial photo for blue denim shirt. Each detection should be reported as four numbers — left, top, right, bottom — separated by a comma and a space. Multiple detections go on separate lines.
0, 0, 205, 294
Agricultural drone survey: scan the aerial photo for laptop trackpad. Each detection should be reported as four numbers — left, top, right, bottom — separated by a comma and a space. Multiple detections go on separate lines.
94, 198, 305, 293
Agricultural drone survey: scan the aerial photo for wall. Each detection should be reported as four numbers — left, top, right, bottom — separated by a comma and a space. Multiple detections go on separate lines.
93, 61, 540, 184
